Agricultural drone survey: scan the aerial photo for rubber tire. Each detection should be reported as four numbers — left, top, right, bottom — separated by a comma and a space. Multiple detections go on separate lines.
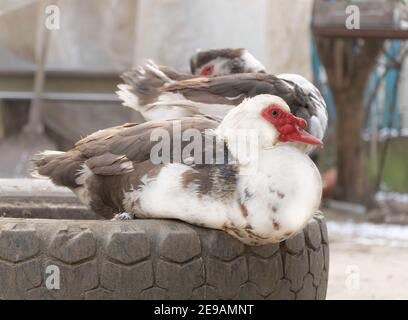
0, 213, 329, 300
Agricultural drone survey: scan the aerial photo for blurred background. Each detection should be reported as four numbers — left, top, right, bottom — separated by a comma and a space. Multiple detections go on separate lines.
0, 0, 408, 299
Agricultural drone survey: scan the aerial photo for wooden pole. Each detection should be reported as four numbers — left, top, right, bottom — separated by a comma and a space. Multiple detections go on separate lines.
316, 37, 383, 204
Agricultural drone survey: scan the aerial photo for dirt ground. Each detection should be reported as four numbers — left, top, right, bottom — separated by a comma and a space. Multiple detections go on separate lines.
324, 207, 408, 300
327, 241, 408, 299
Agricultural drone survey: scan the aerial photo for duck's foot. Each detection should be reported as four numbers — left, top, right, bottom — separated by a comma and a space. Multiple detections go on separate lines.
111, 212, 134, 221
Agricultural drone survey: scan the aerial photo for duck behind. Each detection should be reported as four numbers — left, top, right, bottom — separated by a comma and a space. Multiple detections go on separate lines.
117, 61, 327, 154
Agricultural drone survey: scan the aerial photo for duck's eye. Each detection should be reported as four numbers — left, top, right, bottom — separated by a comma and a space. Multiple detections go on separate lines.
271, 110, 279, 117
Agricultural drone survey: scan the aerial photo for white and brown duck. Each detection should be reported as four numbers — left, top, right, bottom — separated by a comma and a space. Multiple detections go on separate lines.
33, 95, 322, 245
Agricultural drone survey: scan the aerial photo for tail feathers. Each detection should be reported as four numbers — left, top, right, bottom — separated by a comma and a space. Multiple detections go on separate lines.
31, 150, 83, 189
144, 59, 175, 83
116, 84, 139, 111
116, 60, 177, 114
31, 150, 64, 179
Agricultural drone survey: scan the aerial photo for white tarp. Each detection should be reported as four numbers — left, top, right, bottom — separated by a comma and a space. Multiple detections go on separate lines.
134, 0, 313, 78
0, 0, 137, 71
0, 0, 313, 77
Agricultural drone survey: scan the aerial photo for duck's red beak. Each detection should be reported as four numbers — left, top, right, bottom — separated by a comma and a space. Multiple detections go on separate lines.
278, 115, 323, 146
286, 127, 323, 145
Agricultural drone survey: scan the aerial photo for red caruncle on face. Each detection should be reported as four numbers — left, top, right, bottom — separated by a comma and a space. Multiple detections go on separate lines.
261, 104, 322, 146
200, 65, 214, 76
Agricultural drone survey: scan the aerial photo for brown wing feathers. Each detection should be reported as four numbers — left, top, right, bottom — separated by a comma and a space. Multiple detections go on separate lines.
32, 117, 220, 192
121, 65, 316, 121
160, 74, 316, 122
85, 153, 133, 176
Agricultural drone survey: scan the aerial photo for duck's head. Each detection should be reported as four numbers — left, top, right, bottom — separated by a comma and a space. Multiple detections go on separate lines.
217, 94, 323, 150
190, 48, 266, 77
